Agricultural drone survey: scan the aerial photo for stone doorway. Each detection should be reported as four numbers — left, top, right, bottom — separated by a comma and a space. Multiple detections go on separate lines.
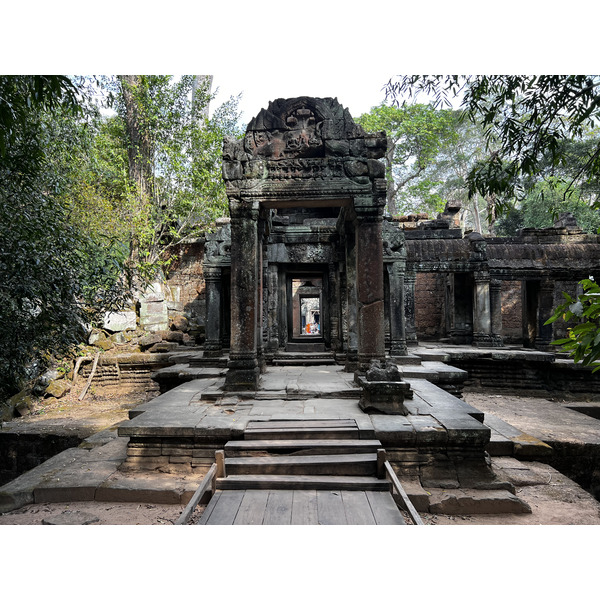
287, 273, 326, 352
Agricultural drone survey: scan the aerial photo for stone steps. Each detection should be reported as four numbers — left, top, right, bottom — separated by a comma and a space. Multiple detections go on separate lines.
244, 419, 360, 440
224, 438, 381, 456
273, 351, 335, 366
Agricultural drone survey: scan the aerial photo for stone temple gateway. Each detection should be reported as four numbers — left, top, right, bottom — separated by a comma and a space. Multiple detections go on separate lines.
206, 96, 502, 390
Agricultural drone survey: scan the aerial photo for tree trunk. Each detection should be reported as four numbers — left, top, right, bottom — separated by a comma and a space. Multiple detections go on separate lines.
192, 75, 213, 122
119, 75, 153, 199
118, 75, 154, 277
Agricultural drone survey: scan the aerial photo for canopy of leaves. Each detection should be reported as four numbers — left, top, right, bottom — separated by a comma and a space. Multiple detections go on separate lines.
385, 76, 600, 213
0, 77, 129, 399
110, 75, 242, 279
356, 103, 457, 215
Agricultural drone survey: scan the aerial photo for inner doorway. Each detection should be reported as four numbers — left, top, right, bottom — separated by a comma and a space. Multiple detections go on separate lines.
286, 273, 327, 351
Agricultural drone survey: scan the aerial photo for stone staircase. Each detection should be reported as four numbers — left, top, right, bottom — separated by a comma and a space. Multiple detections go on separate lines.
216, 419, 390, 492
272, 352, 336, 366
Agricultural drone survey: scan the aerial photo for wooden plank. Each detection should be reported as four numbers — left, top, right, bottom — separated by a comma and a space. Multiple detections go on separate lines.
246, 419, 357, 429
197, 489, 221, 525
175, 463, 217, 525
291, 489, 318, 525
365, 490, 406, 525
316, 490, 347, 525
341, 491, 376, 525
203, 489, 245, 525
217, 475, 391, 491
233, 489, 270, 525
263, 490, 294, 525
225, 454, 377, 477
384, 461, 424, 525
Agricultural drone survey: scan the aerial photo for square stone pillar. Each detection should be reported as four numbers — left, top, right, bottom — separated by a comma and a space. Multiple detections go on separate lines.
472, 271, 498, 347
344, 220, 358, 372
386, 261, 407, 356
224, 200, 260, 390
490, 278, 504, 345
354, 199, 386, 372
404, 270, 418, 345
535, 279, 556, 351
203, 266, 222, 357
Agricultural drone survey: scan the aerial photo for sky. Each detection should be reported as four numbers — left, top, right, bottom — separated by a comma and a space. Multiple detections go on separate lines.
211, 72, 392, 124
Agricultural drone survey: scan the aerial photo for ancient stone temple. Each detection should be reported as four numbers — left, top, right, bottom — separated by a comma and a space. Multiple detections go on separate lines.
217, 96, 392, 390
201, 96, 600, 394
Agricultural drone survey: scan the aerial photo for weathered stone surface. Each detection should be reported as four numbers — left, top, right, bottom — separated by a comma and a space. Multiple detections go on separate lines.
165, 331, 184, 344
427, 489, 532, 515
139, 333, 162, 350
170, 315, 189, 332
93, 338, 114, 351
149, 342, 178, 353
45, 379, 71, 399
103, 310, 137, 332
42, 511, 100, 525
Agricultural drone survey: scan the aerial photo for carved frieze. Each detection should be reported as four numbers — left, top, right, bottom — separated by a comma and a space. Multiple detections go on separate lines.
204, 224, 232, 265
222, 97, 387, 201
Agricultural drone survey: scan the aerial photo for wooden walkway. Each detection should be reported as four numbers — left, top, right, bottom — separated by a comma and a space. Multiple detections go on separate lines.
198, 488, 406, 525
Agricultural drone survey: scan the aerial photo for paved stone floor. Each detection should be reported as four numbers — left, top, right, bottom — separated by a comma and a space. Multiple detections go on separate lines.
2, 356, 600, 525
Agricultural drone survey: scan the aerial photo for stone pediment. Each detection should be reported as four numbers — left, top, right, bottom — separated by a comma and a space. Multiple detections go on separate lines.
222, 97, 387, 202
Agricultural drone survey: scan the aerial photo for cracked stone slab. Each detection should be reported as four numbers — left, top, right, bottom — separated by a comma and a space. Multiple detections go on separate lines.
42, 511, 100, 525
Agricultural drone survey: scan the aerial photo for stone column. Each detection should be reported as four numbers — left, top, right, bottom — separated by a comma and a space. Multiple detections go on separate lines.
472, 271, 493, 347
354, 199, 385, 372
344, 220, 358, 372
266, 263, 280, 352
535, 278, 555, 351
404, 270, 417, 345
329, 261, 341, 351
490, 278, 504, 346
203, 266, 222, 357
387, 261, 407, 356
224, 200, 260, 390
256, 216, 267, 373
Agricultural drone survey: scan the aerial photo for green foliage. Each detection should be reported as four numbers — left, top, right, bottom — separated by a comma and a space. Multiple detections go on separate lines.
0, 77, 130, 399
385, 76, 600, 214
356, 103, 457, 215
546, 278, 600, 371
113, 75, 242, 276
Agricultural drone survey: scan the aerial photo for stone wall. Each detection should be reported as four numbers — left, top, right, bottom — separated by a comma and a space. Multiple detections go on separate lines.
415, 272, 446, 339
164, 241, 206, 340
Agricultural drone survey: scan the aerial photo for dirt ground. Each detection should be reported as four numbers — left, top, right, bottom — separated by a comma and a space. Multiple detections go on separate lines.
2, 387, 600, 525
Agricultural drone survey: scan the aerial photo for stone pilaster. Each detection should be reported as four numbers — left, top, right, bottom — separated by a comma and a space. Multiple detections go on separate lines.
203, 266, 222, 357
344, 220, 358, 372
354, 198, 386, 372
490, 278, 504, 346
404, 270, 417, 345
224, 200, 260, 391
535, 279, 555, 351
472, 271, 494, 347
387, 261, 407, 356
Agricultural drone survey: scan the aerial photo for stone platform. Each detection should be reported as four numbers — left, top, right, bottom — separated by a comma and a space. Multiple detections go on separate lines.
1, 355, 582, 517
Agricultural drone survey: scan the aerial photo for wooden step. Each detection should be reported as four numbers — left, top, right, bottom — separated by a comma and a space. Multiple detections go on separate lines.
225, 439, 381, 456
225, 453, 378, 476
216, 475, 391, 491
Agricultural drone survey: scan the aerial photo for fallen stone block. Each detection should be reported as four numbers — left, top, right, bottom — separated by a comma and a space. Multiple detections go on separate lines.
427, 488, 532, 515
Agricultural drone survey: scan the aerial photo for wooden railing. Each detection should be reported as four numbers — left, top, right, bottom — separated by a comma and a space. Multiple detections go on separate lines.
175, 462, 218, 525
377, 448, 424, 525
